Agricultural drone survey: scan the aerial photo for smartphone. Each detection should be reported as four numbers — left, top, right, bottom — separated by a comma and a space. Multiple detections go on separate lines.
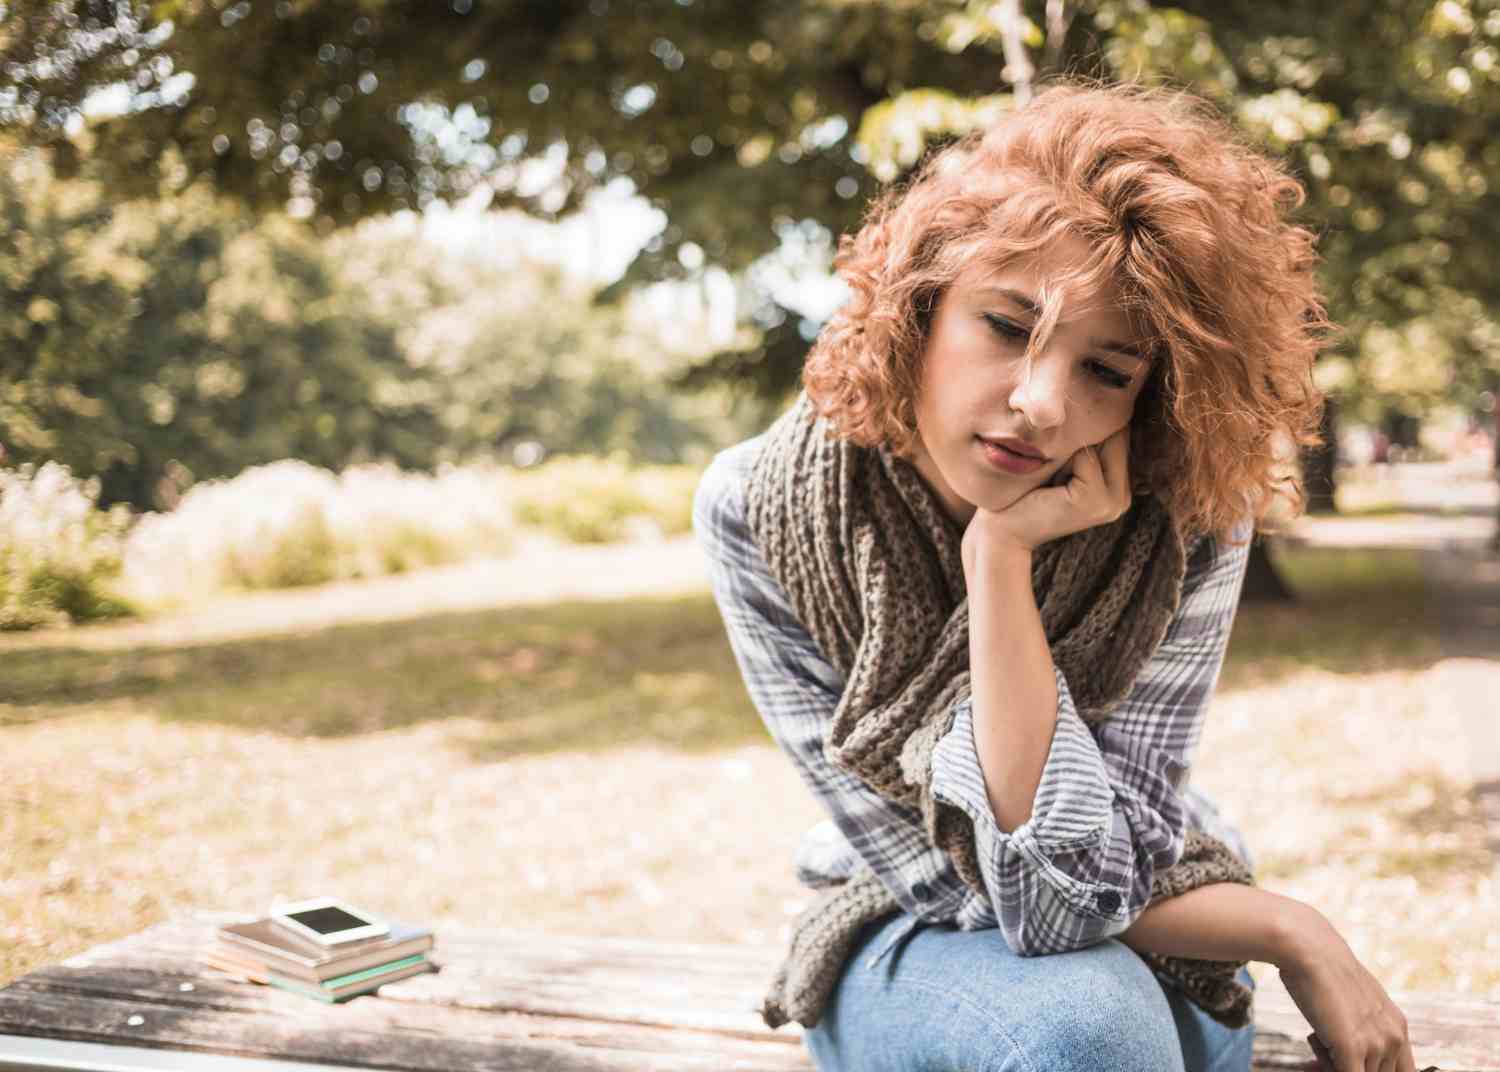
269, 897, 390, 947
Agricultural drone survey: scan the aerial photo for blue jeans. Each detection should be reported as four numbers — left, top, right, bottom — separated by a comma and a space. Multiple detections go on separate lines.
805, 914, 1256, 1072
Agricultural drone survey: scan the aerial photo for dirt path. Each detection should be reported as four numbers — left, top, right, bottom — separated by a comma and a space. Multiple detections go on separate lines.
1423, 543, 1500, 876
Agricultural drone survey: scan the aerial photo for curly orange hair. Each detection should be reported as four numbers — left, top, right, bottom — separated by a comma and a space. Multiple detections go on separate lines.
802, 78, 1333, 539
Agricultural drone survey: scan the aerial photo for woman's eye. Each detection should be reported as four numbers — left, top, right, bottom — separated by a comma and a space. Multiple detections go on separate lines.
984, 315, 1132, 389
983, 314, 1029, 342
1087, 360, 1132, 390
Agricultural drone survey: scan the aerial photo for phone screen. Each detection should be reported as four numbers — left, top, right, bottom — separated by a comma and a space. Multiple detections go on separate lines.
285, 905, 374, 935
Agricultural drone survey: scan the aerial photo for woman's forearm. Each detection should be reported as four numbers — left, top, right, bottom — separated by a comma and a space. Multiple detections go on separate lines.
965, 541, 1307, 970
968, 544, 1057, 833
1118, 882, 1315, 966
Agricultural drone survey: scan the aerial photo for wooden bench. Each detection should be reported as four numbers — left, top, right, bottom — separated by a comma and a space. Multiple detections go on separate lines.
1, 913, 1495, 1071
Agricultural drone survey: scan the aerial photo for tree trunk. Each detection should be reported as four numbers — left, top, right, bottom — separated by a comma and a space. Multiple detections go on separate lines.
1240, 536, 1295, 603
1492, 408, 1499, 552
1303, 394, 1339, 515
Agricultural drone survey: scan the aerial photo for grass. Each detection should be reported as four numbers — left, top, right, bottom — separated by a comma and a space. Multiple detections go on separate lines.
1222, 546, 1437, 688
0, 546, 1439, 739
0, 594, 762, 756
2, 542, 1495, 1001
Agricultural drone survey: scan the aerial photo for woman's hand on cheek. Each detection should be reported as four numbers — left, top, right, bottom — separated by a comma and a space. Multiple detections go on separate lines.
961, 425, 1132, 576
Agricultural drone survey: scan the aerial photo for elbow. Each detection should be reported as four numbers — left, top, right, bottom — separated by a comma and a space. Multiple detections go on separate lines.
1000, 885, 1139, 958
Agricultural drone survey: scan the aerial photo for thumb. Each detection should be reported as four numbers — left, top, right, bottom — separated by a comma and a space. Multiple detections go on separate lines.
1305, 1033, 1336, 1071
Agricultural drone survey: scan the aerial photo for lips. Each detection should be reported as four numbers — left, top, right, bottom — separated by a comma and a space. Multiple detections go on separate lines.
978, 436, 1048, 461
975, 436, 1048, 475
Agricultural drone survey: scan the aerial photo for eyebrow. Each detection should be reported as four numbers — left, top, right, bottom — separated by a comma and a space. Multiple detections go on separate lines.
977, 286, 1151, 363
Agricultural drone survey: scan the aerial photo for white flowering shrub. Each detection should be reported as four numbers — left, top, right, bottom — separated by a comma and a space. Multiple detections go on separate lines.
107, 454, 702, 611
0, 463, 137, 630
118, 459, 519, 608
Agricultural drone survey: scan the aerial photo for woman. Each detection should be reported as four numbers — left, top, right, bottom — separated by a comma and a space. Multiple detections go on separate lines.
693, 80, 1416, 1072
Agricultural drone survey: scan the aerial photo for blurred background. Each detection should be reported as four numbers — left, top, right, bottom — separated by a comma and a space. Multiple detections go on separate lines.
1, 0, 1496, 1002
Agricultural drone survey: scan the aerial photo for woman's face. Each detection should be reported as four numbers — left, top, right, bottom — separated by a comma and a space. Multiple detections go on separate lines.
907, 234, 1153, 527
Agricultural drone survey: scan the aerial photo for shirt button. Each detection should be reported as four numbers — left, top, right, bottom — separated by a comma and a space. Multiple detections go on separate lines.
1096, 890, 1122, 914
911, 882, 932, 902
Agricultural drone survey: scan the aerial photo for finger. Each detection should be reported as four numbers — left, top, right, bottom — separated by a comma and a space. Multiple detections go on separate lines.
1310, 1033, 1359, 1072
1395, 1009, 1418, 1072
1062, 443, 1103, 502
1374, 1026, 1408, 1072
1071, 441, 1104, 483
1098, 425, 1132, 503
1393, 1033, 1418, 1072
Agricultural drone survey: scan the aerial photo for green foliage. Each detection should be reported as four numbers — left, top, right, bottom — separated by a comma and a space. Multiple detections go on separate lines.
854, 88, 1015, 182
5, 0, 1500, 430
326, 213, 758, 468
1152, 0, 1500, 418
0, 152, 436, 511
510, 456, 701, 544
0, 151, 764, 515
2, 1, 1012, 274
221, 502, 342, 592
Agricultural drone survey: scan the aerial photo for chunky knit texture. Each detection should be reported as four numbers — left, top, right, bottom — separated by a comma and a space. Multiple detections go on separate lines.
744, 391, 1255, 1031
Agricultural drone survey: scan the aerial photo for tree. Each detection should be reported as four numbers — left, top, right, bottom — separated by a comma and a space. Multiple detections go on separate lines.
9, 1, 1498, 379
6, 0, 1499, 540
0, 150, 438, 509
325, 210, 775, 466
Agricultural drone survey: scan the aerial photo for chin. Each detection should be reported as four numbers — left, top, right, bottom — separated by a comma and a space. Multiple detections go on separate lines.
959, 472, 1037, 514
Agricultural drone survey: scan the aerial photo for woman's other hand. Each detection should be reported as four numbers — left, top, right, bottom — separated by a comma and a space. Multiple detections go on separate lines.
961, 424, 1132, 576
1274, 903, 1417, 1072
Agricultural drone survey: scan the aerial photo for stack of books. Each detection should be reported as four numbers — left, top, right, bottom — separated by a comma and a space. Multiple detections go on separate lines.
205, 917, 435, 1003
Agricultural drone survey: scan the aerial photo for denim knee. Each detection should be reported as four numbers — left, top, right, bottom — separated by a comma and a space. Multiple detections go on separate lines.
1019, 974, 1185, 1072
804, 920, 1190, 1072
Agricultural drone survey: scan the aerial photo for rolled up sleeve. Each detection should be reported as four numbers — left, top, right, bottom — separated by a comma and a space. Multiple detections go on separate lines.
930, 525, 1252, 955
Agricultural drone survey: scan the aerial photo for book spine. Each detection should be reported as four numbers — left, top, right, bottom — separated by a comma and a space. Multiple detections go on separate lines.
266, 976, 337, 1003
320, 953, 428, 988
269, 961, 431, 1003
306, 938, 434, 981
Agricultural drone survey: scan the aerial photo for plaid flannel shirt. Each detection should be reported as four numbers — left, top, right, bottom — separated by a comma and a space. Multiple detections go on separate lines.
693, 433, 1255, 957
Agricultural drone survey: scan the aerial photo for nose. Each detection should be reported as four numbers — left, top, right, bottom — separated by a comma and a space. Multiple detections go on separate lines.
1007, 352, 1067, 432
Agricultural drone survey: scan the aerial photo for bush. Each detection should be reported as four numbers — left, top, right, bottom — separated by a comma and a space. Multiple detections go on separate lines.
0, 463, 138, 630
107, 454, 704, 612
509, 456, 700, 544
119, 460, 517, 608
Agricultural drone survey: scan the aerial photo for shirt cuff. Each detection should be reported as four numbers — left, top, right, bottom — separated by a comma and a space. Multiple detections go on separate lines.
930, 667, 1122, 920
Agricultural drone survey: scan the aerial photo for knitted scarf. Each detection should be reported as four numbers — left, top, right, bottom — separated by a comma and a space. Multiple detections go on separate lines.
743, 391, 1255, 1031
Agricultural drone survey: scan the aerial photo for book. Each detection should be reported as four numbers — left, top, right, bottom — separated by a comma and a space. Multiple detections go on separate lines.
266, 957, 432, 1003
216, 918, 434, 982
203, 949, 271, 984
205, 950, 432, 1001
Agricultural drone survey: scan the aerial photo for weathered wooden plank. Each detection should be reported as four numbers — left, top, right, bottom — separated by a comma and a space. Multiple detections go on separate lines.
0, 1033, 361, 1072
38, 922, 785, 1039
3, 914, 1495, 1072
0, 986, 812, 1072
1254, 978, 1500, 1072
